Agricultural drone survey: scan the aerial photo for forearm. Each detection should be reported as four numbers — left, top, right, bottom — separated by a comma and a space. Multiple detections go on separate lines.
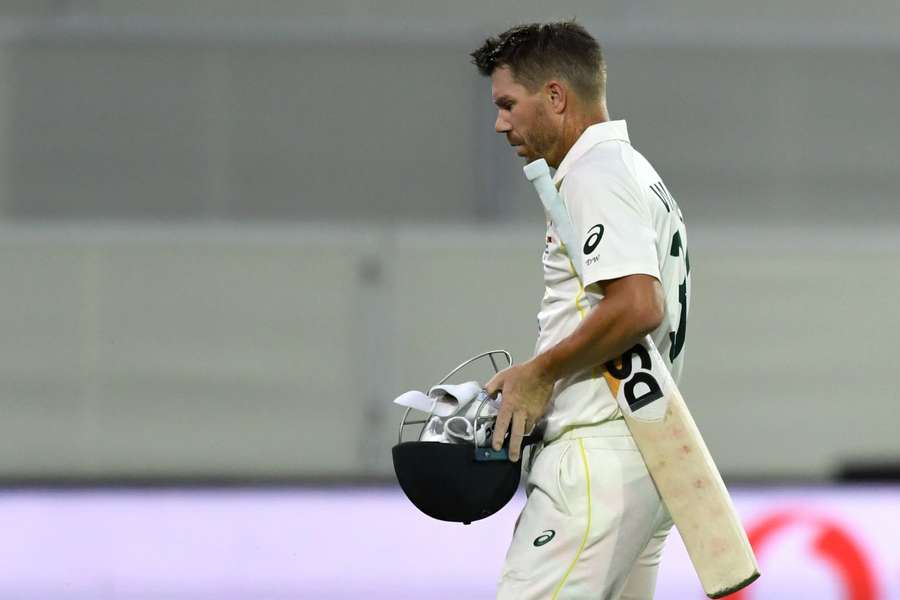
532, 276, 664, 382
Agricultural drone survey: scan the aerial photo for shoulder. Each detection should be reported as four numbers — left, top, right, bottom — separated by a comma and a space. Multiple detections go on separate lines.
561, 141, 643, 204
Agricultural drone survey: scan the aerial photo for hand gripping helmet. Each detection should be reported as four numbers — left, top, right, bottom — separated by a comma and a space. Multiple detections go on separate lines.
391, 350, 541, 525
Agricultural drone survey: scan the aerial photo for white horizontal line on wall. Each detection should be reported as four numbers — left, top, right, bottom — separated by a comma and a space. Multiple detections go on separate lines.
0, 222, 897, 254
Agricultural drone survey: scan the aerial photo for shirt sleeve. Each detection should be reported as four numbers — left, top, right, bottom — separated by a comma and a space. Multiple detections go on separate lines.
561, 168, 660, 287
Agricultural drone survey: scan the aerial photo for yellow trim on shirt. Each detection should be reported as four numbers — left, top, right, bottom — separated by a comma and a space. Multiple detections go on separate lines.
559, 240, 588, 321
551, 438, 592, 599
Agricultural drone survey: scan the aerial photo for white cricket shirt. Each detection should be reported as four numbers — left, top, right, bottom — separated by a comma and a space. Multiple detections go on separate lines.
536, 120, 691, 442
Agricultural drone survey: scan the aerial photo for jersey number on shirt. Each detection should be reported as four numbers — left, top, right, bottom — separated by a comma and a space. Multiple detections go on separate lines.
668, 230, 690, 362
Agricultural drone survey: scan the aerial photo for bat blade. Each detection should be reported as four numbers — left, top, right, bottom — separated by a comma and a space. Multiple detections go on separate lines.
604, 339, 760, 598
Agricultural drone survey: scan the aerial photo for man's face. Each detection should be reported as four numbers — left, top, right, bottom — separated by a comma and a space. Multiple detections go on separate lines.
490, 66, 557, 163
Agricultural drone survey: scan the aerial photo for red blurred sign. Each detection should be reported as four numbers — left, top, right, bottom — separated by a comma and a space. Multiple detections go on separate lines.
732, 510, 879, 599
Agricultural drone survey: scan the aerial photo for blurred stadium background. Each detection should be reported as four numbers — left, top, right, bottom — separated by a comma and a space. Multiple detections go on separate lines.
1, 1, 898, 598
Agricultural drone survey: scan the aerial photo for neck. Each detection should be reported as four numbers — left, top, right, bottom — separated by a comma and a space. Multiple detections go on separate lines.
547, 102, 609, 168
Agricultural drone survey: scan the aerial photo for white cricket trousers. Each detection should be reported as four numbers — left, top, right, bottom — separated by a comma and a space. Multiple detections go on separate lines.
496, 419, 673, 600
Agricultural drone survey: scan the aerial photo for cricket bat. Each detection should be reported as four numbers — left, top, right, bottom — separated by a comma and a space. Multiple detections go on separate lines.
524, 159, 759, 598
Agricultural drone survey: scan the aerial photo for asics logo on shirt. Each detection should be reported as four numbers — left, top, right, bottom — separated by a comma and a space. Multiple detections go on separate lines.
533, 530, 556, 547
583, 224, 604, 254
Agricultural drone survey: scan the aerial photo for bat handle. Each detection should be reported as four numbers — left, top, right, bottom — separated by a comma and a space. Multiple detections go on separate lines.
523, 159, 584, 282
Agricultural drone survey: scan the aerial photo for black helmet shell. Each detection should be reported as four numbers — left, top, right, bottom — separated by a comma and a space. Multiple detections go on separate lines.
392, 441, 522, 524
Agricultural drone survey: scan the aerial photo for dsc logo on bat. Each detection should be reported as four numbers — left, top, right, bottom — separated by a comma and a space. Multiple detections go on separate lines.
604, 343, 665, 413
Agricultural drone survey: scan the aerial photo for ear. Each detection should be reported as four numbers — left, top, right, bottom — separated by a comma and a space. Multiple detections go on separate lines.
546, 80, 567, 114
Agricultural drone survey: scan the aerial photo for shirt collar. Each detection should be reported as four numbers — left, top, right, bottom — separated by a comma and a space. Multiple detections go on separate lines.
552, 120, 630, 185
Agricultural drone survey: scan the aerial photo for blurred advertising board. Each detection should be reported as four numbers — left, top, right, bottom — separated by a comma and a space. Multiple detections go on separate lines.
0, 486, 896, 598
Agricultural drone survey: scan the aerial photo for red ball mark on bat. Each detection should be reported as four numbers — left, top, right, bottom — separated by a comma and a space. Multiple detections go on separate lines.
681, 444, 692, 454
710, 537, 730, 556
693, 479, 705, 489
731, 511, 879, 600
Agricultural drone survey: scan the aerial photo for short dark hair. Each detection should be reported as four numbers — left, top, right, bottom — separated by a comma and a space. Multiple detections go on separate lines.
470, 21, 606, 102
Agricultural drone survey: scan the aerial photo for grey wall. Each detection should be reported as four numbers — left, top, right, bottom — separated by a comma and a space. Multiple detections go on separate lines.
1, 223, 897, 481
0, 3, 897, 481
0, 9, 896, 226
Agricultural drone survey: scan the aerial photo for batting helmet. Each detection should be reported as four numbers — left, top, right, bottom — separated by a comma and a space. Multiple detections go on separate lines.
391, 350, 541, 525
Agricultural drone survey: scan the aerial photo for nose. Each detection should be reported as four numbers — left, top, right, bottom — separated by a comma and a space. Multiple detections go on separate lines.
494, 111, 511, 134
